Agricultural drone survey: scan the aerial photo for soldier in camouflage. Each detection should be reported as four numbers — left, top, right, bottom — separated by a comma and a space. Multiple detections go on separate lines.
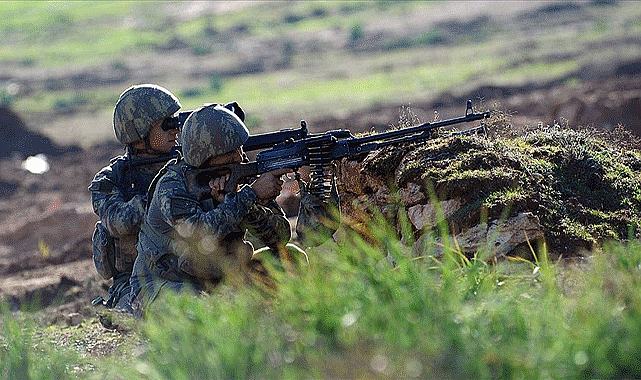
129, 103, 307, 314
89, 84, 182, 311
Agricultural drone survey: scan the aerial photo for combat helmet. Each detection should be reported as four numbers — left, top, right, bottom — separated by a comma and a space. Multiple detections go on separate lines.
113, 84, 181, 144
180, 103, 249, 167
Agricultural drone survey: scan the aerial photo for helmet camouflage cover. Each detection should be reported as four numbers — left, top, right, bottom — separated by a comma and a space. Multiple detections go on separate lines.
113, 84, 181, 144
180, 103, 250, 167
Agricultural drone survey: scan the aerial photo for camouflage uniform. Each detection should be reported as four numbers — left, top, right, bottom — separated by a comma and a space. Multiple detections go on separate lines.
89, 149, 168, 309
89, 84, 181, 311
129, 104, 297, 314
129, 160, 292, 313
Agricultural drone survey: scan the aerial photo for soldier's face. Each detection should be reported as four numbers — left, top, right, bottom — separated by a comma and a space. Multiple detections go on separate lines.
148, 118, 180, 153
207, 147, 243, 167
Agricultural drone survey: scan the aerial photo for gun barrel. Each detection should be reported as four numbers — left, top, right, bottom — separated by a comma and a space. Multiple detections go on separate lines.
354, 110, 489, 146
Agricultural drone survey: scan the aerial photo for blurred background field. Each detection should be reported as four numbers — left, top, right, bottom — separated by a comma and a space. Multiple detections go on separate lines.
3, 1, 641, 148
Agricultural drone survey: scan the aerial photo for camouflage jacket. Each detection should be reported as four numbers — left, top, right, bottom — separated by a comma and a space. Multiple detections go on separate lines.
89, 147, 168, 276
130, 159, 291, 307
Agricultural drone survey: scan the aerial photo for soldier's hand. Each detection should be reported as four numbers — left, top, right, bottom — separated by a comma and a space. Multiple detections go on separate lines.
251, 168, 292, 201
209, 173, 230, 203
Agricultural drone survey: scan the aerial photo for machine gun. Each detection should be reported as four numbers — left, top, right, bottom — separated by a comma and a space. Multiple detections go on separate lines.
185, 100, 490, 201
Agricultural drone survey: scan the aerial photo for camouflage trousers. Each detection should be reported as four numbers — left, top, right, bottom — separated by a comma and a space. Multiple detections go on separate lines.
131, 243, 308, 316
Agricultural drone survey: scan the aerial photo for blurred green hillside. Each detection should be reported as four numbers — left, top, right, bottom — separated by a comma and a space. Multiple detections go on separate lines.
2, 1, 641, 148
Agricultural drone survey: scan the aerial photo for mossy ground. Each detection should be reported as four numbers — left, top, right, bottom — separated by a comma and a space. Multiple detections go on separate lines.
362, 116, 641, 258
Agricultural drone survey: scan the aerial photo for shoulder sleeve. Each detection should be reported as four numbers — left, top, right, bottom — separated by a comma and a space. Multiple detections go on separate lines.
89, 161, 145, 237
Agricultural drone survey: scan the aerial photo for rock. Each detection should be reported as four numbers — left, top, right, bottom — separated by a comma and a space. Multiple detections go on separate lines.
66, 312, 83, 326
398, 182, 426, 206
484, 212, 544, 259
407, 199, 462, 230
414, 212, 544, 259
337, 158, 393, 205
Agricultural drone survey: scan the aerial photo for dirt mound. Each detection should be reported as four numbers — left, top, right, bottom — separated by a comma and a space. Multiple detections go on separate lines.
0, 106, 80, 160
338, 122, 641, 260
0, 206, 97, 276
0, 140, 120, 318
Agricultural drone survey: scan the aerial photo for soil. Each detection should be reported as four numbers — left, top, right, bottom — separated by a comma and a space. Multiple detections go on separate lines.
0, 113, 123, 323
2, 2, 641, 329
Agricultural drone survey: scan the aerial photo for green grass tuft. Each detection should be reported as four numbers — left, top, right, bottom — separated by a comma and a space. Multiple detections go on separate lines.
127, 222, 641, 379
3, 222, 641, 378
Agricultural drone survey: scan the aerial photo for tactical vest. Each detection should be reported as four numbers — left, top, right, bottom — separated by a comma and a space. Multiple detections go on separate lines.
90, 151, 167, 278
